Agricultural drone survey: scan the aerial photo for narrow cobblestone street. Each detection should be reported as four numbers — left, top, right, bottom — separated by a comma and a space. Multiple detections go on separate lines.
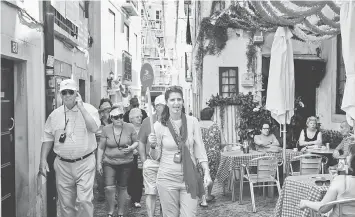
93, 182, 277, 217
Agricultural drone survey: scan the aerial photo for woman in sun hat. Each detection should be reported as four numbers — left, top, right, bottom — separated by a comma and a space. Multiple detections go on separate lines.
96, 106, 139, 217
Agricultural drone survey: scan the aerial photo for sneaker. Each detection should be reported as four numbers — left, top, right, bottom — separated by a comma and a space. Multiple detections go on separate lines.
133, 202, 141, 208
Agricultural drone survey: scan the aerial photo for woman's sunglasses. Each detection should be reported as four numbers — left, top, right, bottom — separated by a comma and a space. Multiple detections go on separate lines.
61, 90, 75, 96
315, 180, 330, 186
111, 114, 123, 120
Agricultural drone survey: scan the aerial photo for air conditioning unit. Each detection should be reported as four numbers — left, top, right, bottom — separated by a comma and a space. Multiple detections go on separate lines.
253, 31, 264, 44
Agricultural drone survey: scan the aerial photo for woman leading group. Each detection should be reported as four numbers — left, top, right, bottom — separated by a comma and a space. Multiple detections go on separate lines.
148, 86, 212, 217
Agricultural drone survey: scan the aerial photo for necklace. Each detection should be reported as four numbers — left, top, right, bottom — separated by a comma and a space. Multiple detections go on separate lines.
113, 125, 123, 147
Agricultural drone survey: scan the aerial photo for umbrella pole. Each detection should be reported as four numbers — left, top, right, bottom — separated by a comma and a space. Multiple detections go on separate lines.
283, 123, 287, 176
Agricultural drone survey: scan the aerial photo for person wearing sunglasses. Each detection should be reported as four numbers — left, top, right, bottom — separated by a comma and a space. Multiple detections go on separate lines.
300, 150, 355, 216
148, 86, 212, 217
96, 106, 139, 217
39, 79, 101, 217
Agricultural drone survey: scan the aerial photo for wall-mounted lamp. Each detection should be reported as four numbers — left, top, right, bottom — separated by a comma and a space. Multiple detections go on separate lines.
107, 71, 114, 90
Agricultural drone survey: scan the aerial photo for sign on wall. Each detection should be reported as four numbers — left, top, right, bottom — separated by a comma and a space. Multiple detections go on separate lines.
11, 41, 18, 54
122, 51, 132, 84
241, 73, 255, 87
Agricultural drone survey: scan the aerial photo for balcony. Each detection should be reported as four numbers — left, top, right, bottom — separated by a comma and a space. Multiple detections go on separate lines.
53, 8, 79, 46
122, 0, 139, 16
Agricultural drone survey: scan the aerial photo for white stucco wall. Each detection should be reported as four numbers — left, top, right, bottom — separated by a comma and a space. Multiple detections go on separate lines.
202, 31, 251, 105
89, 0, 141, 107
1, 1, 46, 216
317, 37, 345, 130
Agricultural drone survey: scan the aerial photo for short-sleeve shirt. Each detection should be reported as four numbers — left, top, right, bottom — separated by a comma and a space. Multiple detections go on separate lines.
101, 123, 138, 165
42, 103, 101, 159
138, 114, 157, 156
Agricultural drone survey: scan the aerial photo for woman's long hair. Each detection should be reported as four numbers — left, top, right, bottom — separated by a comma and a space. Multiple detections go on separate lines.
161, 86, 184, 126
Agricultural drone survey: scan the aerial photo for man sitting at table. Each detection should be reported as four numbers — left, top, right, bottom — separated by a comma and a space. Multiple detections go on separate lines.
300, 143, 355, 217
254, 122, 280, 151
333, 121, 354, 159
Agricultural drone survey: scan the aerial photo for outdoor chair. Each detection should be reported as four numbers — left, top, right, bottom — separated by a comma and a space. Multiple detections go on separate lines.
309, 198, 355, 217
289, 154, 328, 176
239, 156, 282, 212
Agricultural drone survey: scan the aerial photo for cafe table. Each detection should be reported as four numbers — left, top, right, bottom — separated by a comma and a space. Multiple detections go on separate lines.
306, 147, 335, 155
273, 174, 331, 217
216, 149, 302, 201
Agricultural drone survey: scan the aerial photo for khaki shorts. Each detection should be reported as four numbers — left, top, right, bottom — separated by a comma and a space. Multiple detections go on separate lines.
143, 159, 159, 195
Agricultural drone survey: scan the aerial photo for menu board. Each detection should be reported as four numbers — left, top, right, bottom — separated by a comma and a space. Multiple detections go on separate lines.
122, 51, 132, 84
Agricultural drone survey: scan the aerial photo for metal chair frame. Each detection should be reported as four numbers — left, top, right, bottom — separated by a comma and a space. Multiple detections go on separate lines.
239, 156, 283, 212
289, 154, 328, 176
309, 198, 355, 217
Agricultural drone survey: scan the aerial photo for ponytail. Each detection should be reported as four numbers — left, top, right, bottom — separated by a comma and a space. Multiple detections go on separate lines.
161, 105, 170, 126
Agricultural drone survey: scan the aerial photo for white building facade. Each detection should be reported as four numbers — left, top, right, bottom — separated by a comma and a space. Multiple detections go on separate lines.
1, 1, 46, 216
191, 1, 345, 130
141, 0, 194, 113
88, 0, 142, 109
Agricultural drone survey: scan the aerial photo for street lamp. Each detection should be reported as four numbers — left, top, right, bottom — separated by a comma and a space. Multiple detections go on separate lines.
107, 71, 114, 90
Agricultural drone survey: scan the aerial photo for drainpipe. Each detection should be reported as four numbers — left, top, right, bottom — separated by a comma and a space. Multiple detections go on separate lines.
43, 1, 57, 217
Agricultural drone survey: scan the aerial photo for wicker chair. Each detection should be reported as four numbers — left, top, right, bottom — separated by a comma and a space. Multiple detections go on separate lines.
239, 156, 282, 212
289, 154, 328, 176
309, 198, 355, 217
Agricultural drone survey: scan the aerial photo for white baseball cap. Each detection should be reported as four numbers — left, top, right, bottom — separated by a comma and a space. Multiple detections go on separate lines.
154, 95, 166, 106
59, 79, 77, 92
109, 106, 124, 116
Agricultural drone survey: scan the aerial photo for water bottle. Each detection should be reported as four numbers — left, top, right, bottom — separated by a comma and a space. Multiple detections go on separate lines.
338, 158, 346, 175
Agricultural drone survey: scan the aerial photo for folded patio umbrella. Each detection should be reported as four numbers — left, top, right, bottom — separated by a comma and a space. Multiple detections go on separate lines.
340, 2, 355, 127
266, 27, 295, 174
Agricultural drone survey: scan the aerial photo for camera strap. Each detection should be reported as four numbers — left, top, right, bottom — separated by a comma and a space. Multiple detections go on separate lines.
64, 106, 69, 131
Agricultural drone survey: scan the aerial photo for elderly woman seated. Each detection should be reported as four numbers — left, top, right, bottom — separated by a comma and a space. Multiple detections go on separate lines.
298, 116, 322, 150
300, 143, 355, 217
333, 121, 354, 159
254, 122, 280, 151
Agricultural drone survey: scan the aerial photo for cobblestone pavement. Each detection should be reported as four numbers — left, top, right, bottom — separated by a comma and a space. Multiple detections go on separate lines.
93, 182, 277, 217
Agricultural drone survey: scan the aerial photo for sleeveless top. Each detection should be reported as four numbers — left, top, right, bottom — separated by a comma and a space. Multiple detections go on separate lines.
303, 129, 319, 142
329, 176, 355, 217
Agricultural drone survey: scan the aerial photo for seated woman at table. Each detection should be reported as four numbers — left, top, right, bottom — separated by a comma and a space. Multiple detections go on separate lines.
198, 107, 226, 207
333, 121, 354, 159
254, 122, 280, 151
298, 116, 322, 150
300, 152, 355, 217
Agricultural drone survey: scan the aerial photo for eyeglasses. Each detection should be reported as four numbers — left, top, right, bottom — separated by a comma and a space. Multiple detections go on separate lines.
315, 180, 330, 186
263, 128, 270, 130
166, 85, 183, 91
61, 90, 75, 96
111, 114, 124, 120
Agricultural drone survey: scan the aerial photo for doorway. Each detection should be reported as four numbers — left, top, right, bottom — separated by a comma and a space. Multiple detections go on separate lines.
262, 57, 318, 118
79, 79, 86, 102
1, 58, 16, 217
262, 57, 325, 145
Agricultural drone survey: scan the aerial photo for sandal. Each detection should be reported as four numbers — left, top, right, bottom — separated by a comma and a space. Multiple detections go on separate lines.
107, 214, 114, 217
199, 202, 208, 208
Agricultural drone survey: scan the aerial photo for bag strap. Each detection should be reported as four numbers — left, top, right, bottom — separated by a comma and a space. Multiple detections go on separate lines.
167, 119, 182, 150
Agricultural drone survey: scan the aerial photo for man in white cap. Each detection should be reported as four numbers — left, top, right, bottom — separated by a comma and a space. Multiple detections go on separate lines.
138, 94, 165, 217
39, 79, 100, 217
